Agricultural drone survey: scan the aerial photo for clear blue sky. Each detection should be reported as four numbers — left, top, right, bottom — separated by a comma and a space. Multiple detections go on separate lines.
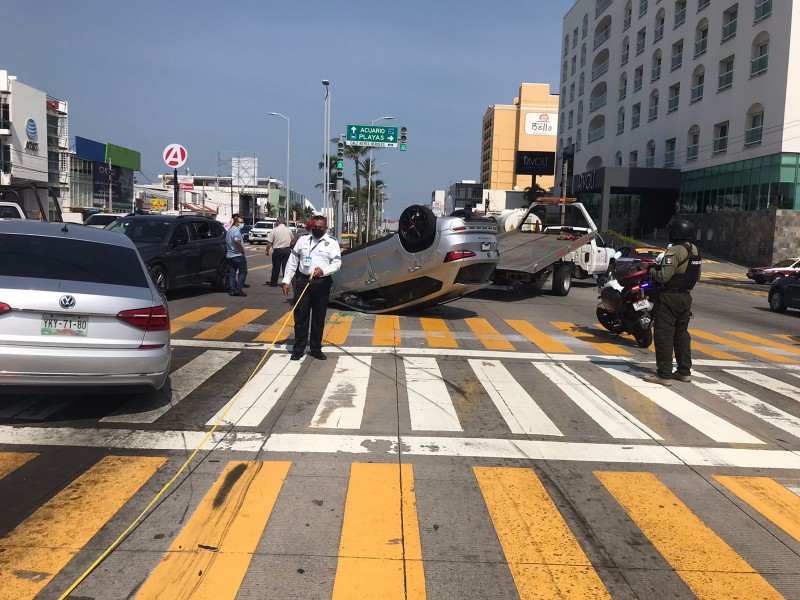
6, 0, 567, 218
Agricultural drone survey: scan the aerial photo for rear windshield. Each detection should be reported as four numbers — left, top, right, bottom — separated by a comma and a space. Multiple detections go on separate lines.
0, 233, 149, 287
106, 218, 171, 243
84, 214, 119, 226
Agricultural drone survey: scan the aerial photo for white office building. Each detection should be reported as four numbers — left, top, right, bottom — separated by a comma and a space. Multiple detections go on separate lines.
557, 0, 800, 262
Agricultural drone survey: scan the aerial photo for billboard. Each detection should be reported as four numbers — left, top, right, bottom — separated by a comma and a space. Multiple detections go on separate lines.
524, 113, 558, 136
106, 142, 141, 171
515, 151, 556, 176
232, 157, 257, 188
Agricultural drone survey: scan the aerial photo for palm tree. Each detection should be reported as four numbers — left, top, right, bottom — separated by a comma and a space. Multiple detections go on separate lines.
523, 182, 547, 205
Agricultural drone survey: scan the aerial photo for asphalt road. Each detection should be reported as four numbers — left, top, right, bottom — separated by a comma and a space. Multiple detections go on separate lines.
1, 245, 799, 600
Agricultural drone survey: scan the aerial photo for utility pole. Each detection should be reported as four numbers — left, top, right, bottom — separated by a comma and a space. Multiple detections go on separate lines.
107, 158, 113, 212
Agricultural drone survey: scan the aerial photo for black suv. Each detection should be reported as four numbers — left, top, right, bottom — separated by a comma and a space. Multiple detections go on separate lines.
106, 215, 228, 294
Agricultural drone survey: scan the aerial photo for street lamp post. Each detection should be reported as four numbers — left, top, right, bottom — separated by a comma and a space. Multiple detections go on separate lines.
268, 112, 291, 222
322, 80, 330, 216
366, 116, 393, 242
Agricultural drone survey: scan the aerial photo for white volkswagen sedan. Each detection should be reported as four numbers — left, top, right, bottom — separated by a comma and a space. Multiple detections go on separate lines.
0, 220, 171, 391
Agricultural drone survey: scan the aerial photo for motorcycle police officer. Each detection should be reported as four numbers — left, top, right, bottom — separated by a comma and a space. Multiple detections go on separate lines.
644, 218, 702, 386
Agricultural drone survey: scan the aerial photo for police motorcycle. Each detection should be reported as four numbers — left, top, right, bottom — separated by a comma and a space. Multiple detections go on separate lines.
595, 256, 655, 348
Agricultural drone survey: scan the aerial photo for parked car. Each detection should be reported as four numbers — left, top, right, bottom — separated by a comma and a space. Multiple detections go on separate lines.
0, 220, 171, 390
768, 274, 800, 313
249, 219, 276, 244
747, 257, 800, 284
615, 245, 665, 265
0, 201, 26, 219
331, 205, 499, 313
84, 212, 122, 228
105, 215, 228, 294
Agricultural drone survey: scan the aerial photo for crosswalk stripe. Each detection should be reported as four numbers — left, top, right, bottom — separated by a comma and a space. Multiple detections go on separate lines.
773, 334, 800, 345
692, 340, 742, 360
469, 360, 561, 436
475, 467, 612, 599
596, 471, 784, 600
253, 310, 294, 342
724, 331, 800, 356
135, 461, 290, 600
311, 356, 372, 429
598, 364, 763, 444
373, 315, 400, 346
332, 463, 425, 600
207, 353, 304, 427
723, 369, 800, 403
170, 306, 225, 333
535, 362, 661, 440
103, 350, 239, 424
323, 311, 354, 345
404, 356, 461, 431
194, 308, 267, 340
714, 475, 800, 544
420, 317, 458, 348
552, 322, 631, 355
691, 330, 798, 363
690, 372, 800, 440
0, 452, 37, 480
505, 320, 572, 353
465, 318, 515, 351
0, 455, 165, 600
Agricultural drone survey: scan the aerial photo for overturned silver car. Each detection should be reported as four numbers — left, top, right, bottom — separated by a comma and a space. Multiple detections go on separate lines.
331, 205, 499, 313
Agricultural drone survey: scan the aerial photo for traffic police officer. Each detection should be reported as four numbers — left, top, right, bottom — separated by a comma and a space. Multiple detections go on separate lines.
282, 215, 342, 360
644, 218, 702, 386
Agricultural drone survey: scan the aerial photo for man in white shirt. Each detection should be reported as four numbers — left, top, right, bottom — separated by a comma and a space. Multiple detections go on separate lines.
264, 217, 294, 287
282, 215, 341, 360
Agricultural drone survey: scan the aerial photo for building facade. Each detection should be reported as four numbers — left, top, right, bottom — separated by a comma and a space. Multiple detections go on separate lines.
557, 0, 799, 260
481, 83, 560, 193
66, 136, 139, 216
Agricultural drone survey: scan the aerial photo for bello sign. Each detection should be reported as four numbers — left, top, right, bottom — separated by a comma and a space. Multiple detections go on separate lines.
524, 113, 558, 136
346, 124, 398, 148
515, 151, 556, 176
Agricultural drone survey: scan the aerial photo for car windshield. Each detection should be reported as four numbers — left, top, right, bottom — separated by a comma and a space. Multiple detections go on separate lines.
636, 249, 663, 258
254, 221, 273, 228
84, 214, 119, 226
0, 233, 149, 287
106, 219, 171, 243
774, 259, 797, 268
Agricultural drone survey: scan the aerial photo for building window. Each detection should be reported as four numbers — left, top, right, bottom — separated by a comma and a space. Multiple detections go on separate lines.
675, 0, 687, 26
718, 55, 734, 91
634, 65, 644, 91
569, 110, 574, 129
564, 36, 569, 57
632, 103, 641, 128
582, 13, 589, 38
579, 73, 586, 96
745, 106, 764, 146
615, 151, 623, 166
571, 56, 577, 75
698, 0, 709, 11
637, 28, 646, 54
570, 83, 575, 101
754, 0, 772, 23
588, 116, 606, 142
576, 129, 582, 152
624, 1, 633, 29
578, 101, 584, 123
629, 150, 638, 167
621, 37, 630, 65
639, 0, 648, 17
751, 37, 769, 76
594, 18, 612, 49
561, 87, 567, 106
691, 67, 705, 101
560, 112, 565, 133
619, 73, 628, 100
665, 138, 676, 167
573, 27, 579, 48
713, 121, 729, 153
671, 40, 684, 70
668, 83, 680, 112
695, 22, 708, 57
687, 126, 700, 160
563, 61, 568, 81
592, 51, 610, 81
652, 50, 662, 81
590, 83, 608, 112
646, 140, 656, 167
722, 5, 738, 41
617, 107, 626, 134
581, 44, 587, 66
596, 0, 612, 17
648, 91, 659, 121
654, 9, 665, 41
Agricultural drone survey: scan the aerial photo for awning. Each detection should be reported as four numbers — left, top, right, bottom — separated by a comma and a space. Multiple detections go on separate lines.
180, 202, 218, 215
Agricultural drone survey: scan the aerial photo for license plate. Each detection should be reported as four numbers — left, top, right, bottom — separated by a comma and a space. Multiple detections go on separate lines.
481, 242, 491, 251
41, 314, 89, 337
633, 299, 650, 311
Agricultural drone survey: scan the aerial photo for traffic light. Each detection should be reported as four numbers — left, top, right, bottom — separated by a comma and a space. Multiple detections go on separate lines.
399, 126, 408, 151
336, 139, 345, 179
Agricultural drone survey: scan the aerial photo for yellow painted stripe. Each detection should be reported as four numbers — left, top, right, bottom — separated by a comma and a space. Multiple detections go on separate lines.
692, 341, 742, 361
253, 310, 294, 342
465, 318, 515, 351
0, 455, 165, 600
596, 471, 783, 600
475, 467, 611, 599
170, 306, 225, 333
691, 330, 797, 364
420, 317, 458, 348
715, 476, 800, 544
773, 334, 800, 345
323, 312, 354, 345
194, 308, 266, 340
372, 315, 401, 346
724, 331, 800, 356
332, 463, 425, 600
600, 326, 655, 352
506, 320, 571, 353
0, 452, 37, 480
136, 461, 291, 600
551, 322, 631, 355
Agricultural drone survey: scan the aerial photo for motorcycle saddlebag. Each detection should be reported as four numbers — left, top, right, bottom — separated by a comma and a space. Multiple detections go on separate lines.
600, 286, 625, 314
613, 260, 649, 287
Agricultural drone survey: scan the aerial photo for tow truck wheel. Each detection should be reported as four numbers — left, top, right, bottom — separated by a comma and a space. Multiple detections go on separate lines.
552, 264, 572, 296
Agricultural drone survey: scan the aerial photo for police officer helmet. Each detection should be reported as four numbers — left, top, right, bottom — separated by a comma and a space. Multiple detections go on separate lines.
668, 218, 693, 242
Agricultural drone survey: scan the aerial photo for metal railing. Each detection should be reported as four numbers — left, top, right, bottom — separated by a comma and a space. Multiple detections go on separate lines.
745, 126, 763, 146
648, 105, 658, 121
686, 144, 699, 160
690, 83, 704, 102
590, 94, 607, 112
755, 0, 772, 22
674, 7, 686, 26
751, 54, 768, 76
591, 59, 609, 81
596, 0, 612, 17
668, 95, 680, 112
671, 52, 683, 70
651, 64, 661, 81
594, 28, 610, 49
713, 136, 728, 153
664, 151, 675, 167
694, 37, 707, 57
633, 74, 643, 91
632, 113, 641, 128
718, 70, 733, 91
588, 126, 605, 143
721, 19, 737, 41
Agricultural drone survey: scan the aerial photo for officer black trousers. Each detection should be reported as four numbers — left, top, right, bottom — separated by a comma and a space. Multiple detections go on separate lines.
653, 291, 693, 378
292, 276, 332, 354
270, 247, 291, 286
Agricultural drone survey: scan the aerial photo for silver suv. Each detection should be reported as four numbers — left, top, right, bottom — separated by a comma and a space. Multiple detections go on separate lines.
248, 220, 276, 244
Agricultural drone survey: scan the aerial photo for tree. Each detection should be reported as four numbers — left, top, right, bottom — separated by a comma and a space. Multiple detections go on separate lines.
523, 182, 547, 205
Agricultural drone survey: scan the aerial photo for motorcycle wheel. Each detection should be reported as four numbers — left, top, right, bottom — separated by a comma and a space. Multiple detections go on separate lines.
634, 328, 653, 348
596, 306, 624, 334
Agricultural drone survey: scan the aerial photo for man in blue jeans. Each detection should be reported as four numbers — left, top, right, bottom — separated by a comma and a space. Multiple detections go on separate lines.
225, 214, 248, 296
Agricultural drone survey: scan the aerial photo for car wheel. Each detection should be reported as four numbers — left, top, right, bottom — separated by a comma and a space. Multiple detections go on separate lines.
212, 260, 230, 292
398, 205, 437, 253
551, 264, 572, 296
753, 277, 766, 285
770, 274, 784, 284
769, 290, 788, 313
149, 265, 168, 294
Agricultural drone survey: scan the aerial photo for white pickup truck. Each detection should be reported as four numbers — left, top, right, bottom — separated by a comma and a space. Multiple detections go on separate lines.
0, 201, 26, 219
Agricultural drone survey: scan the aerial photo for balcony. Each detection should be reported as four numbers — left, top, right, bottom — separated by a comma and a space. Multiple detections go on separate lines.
591, 59, 609, 81
721, 19, 737, 41
654, 24, 664, 42
617, 121, 625, 135
648, 106, 658, 121
713, 136, 728, 154
619, 87, 627, 101
664, 152, 675, 167
590, 94, 607, 112
636, 39, 646, 55
674, 7, 686, 26
687, 144, 699, 160
588, 127, 605, 143
651, 65, 661, 81
755, 0, 771, 22
633, 75, 643, 91
690, 84, 704, 102
646, 155, 655, 167
671, 52, 683, 70
632, 114, 641, 128
621, 50, 629, 66
745, 126, 763, 146
596, 0, 612, 17
668, 96, 679, 112
623, 14, 631, 30
718, 70, 733, 91
594, 28, 611, 50
751, 55, 768, 76
694, 38, 707, 57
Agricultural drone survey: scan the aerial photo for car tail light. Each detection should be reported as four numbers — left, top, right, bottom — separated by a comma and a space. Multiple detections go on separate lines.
444, 250, 476, 262
117, 305, 170, 331
452, 226, 468, 231
0, 302, 11, 315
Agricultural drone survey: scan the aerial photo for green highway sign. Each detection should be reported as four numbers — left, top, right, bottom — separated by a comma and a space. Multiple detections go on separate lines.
346, 124, 398, 148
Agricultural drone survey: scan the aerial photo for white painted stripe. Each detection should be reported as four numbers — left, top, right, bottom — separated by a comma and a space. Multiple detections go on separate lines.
598, 364, 764, 444
724, 369, 800, 403
535, 362, 661, 440
468, 359, 560, 436
102, 350, 239, 424
787, 485, 800, 497
310, 356, 371, 429
207, 353, 304, 427
405, 356, 462, 431
691, 372, 800, 441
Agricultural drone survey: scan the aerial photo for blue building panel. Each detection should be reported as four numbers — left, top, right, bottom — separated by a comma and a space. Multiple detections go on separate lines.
74, 136, 106, 163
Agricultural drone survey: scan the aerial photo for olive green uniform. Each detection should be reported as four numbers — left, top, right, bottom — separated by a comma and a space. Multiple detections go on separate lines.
648, 243, 698, 378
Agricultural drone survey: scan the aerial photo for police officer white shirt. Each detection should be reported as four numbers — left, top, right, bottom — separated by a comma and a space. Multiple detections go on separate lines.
282, 233, 342, 284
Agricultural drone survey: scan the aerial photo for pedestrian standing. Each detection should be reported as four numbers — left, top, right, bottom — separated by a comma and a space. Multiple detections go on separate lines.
282, 215, 341, 360
264, 217, 293, 287
226, 215, 248, 297
644, 218, 702, 385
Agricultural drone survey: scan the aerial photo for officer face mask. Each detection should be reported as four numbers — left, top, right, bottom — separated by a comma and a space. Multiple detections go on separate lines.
311, 226, 325, 239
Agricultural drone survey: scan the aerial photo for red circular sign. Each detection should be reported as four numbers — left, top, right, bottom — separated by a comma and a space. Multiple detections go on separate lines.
163, 144, 188, 168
